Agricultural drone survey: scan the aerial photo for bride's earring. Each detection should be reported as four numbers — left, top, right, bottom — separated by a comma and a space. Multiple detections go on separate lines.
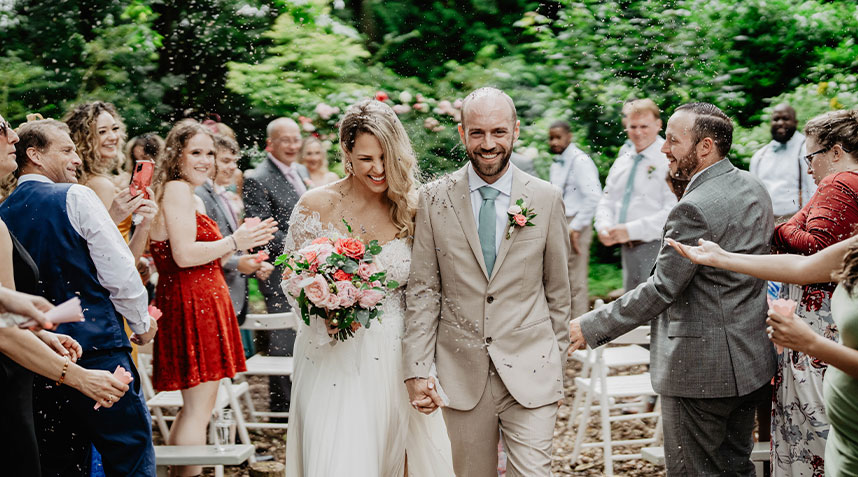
345, 160, 354, 175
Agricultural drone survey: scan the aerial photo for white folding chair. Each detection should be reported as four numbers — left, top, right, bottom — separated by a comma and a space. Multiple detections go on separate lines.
236, 312, 299, 429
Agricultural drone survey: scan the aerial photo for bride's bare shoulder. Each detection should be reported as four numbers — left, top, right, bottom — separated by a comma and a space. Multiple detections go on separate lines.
296, 181, 347, 222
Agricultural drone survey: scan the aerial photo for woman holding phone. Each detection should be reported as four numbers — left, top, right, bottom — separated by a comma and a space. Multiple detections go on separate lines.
64, 102, 158, 261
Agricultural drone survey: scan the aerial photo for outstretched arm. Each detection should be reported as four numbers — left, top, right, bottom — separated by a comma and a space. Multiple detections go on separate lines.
667, 235, 857, 285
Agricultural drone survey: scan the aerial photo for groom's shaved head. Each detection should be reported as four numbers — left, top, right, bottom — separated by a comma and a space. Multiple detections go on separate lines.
460, 87, 517, 128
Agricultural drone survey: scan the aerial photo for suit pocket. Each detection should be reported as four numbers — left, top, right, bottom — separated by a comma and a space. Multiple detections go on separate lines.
513, 317, 549, 333
667, 321, 702, 338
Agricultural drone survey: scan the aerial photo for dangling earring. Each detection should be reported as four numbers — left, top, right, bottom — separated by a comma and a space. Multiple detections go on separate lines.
345, 160, 354, 175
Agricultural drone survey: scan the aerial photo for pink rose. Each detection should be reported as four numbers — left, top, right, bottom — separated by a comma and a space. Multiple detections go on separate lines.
320, 293, 340, 310
300, 243, 334, 268
335, 281, 359, 308
282, 274, 303, 297
507, 204, 522, 215
303, 274, 330, 306
357, 262, 379, 281
334, 238, 366, 259
514, 214, 527, 227
311, 237, 332, 245
768, 298, 797, 317
358, 288, 385, 308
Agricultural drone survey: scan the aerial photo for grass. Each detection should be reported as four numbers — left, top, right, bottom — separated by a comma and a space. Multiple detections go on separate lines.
588, 262, 623, 298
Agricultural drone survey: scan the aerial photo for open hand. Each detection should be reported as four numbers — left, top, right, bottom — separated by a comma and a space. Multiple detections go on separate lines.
666, 238, 725, 267
232, 218, 278, 251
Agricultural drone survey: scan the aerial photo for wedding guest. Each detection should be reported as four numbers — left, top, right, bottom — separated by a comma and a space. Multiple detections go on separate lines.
65, 101, 158, 261
0, 118, 158, 476
668, 232, 858, 477
569, 102, 777, 475
595, 99, 676, 292
548, 120, 601, 317
750, 104, 816, 223
299, 136, 339, 187
149, 121, 275, 476
766, 108, 858, 476
243, 117, 308, 417
124, 133, 164, 175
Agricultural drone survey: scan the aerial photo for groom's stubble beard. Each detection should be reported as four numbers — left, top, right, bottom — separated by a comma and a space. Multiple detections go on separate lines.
465, 144, 513, 179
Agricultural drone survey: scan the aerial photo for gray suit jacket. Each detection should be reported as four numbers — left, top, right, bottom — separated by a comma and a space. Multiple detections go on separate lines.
242, 157, 305, 302
580, 159, 777, 398
196, 181, 246, 318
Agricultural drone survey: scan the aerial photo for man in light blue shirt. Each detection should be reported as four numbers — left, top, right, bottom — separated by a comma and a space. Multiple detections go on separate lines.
549, 121, 602, 317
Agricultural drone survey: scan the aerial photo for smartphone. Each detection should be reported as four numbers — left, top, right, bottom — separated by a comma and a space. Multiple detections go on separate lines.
129, 160, 155, 199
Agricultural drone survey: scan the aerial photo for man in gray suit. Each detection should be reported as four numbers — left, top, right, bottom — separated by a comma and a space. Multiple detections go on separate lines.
243, 117, 308, 415
196, 135, 274, 326
569, 102, 777, 475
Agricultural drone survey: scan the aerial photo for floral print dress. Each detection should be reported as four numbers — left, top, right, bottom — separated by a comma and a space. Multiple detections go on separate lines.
770, 171, 858, 477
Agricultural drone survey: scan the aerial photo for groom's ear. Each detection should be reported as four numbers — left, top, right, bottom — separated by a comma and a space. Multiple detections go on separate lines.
513, 119, 520, 142
458, 123, 466, 144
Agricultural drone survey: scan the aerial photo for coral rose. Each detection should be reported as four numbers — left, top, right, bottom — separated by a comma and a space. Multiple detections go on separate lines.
303, 274, 330, 306
332, 269, 353, 282
358, 288, 385, 308
334, 238, 365, 259
335, 281, 359, 308
514, 214, 527, 227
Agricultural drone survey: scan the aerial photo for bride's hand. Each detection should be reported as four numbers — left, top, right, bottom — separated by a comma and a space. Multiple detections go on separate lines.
666, 238, 725, 267
326, 319, 339, 336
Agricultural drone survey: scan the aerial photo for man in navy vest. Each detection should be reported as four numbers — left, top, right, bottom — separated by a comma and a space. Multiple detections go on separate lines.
0, 119, 158, 476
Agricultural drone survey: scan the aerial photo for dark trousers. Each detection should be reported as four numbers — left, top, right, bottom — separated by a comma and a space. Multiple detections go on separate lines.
662, 383, 770, 476
33, 349, 155, 477
262, 290, 295, 413
0, 353, 40, 476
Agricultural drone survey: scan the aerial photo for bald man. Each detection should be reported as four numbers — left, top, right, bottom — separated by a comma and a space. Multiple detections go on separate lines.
750, 104, 816, 223
242, 117, 309, 416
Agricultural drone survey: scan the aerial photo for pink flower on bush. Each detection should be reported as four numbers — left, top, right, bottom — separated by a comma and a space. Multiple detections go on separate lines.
392, 104, 412, 115
357, 262, 379, 281
514, 214, 527, 227
413, 102, 429, 113
303, 274, 331, 306
314, 103, 340, 120
375, 91, 389, 102
358, 288, 385, 308
335, 281, 359, 308
453, 98, 463, 109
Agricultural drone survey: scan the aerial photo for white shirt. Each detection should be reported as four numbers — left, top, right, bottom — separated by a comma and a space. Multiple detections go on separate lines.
749, 132, 815, 216
17, 174, 150, 334
549, 143, 602, 231
468, 163, 513, 253
594, 137, 677, 242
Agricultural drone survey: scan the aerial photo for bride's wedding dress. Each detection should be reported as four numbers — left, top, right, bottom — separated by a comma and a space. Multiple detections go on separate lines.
283, 207, 455, 477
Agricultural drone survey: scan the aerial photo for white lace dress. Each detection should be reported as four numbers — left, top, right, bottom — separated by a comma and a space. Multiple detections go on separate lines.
283, 208, 455, 477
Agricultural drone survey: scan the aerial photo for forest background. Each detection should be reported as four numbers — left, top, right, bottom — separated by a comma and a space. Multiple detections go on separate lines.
2, 0, 857, 295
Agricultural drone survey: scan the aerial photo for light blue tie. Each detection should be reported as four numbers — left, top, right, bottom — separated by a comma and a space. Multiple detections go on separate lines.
618, 154, 645, 224
478, 186, 501, 275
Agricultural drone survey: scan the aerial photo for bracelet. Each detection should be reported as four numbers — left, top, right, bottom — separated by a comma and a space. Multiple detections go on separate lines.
56, 356, 70, 386
229, 235, 238, 251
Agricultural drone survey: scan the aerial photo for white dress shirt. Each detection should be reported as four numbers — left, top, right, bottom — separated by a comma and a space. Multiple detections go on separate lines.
749, 132, 815, 216
549, 143, 602, 231
17, 174, 150, 334
468, 163, 513, 253
594, 137, 676, 242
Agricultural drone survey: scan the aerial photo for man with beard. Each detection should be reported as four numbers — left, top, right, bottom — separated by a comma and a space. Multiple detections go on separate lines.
569, 103, 777, 475
405, 87, 573, 476
750, 104, 815, 223
548, 121, 601, 317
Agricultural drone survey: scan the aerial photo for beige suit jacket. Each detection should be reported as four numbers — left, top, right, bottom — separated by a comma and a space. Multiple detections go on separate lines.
404, 165, 573, 410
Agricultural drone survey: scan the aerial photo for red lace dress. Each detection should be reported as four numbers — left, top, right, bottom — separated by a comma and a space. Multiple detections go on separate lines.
150, 212, 246, 391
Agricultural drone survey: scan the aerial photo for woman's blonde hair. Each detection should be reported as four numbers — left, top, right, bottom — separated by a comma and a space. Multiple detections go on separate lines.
299, 136, 327, 169
63, 101, 127, 184
339, 99, 418, 238
153, 120, 214, 203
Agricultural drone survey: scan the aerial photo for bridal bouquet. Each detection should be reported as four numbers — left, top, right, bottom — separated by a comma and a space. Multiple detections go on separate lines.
276, 221, 399, 341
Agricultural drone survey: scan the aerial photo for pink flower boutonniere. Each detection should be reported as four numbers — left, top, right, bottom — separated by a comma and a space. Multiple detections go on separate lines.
506, 198, 537, 239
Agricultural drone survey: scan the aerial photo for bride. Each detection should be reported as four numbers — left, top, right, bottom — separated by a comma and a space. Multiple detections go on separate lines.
283, 99, 455, 476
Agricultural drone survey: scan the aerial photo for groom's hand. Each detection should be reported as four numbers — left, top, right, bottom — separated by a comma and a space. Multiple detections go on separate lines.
568, 318, 587, 355
405, 377, 444, 414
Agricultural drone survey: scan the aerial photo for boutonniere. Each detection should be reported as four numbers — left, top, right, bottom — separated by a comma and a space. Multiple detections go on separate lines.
506, 198, 537, 239
647, 165, 657, 178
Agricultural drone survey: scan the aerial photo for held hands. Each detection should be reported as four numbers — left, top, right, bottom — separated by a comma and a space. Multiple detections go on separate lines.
131, 317, 158, 345
766, 309, 819, 354
237, 254, 263, 275
231, 218, 278, 251
405, 377, 445, 415
567, 317, 587, 355
255, 261, 274, 281
0, 287, 54, 331
666, 238, 725, 267
600, 225, 630, 246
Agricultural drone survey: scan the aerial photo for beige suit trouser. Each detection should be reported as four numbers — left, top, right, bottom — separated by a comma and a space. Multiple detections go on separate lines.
442, 363, 557, 477
569, 222, 592, 318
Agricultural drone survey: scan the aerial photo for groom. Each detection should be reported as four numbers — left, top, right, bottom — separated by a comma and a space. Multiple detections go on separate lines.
404, 87, 573, 476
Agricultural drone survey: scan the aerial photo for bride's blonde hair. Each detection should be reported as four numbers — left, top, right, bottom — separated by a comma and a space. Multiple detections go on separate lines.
339, 99, 418, 238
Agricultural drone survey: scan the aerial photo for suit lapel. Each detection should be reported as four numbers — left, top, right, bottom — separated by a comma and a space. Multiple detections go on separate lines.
491, 167, 529, 281
446, 166, 489, 280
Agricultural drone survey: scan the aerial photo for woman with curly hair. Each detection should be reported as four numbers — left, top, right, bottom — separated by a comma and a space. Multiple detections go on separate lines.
64, 101, 157, 261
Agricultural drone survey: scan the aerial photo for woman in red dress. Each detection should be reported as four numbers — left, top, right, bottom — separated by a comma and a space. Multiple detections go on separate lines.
148, 120, 276, 476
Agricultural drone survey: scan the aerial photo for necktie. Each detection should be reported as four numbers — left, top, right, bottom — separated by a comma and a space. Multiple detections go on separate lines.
618, 154, 645, 224
478, 186, 501, 275
284, 167, 307, 196
217, 191, 239, 231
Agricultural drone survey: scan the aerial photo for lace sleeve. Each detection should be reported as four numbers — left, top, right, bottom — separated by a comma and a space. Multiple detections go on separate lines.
280, 204, 341, 258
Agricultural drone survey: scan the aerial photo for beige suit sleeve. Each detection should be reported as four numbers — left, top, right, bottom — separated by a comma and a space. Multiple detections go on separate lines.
403, 188, 442, 380
544, 188, 573, 354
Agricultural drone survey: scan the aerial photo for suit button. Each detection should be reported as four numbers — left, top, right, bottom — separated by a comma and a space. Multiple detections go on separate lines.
485, 337, 493, 344
487, 296, 494, 303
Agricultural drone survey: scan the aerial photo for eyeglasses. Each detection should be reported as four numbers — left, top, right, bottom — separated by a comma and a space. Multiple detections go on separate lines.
804, 147, 829, 167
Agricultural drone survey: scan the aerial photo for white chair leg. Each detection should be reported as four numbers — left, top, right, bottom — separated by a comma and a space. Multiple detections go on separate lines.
598, 362, 613, 477
152, 407, 170, 441
215, 464, 224, 477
